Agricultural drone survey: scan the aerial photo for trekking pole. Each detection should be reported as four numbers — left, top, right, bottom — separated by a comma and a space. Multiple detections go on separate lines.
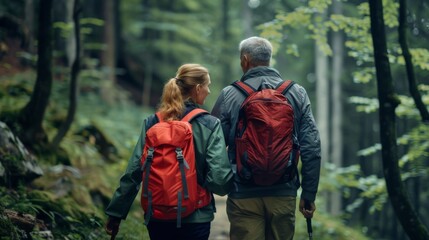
110, 227, 118, 240
304, 200, 313, 240
110, 233, 117, 240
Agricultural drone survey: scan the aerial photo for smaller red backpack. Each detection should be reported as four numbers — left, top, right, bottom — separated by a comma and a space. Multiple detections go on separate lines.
140, 108, 212, 227
233, 80, 300, 186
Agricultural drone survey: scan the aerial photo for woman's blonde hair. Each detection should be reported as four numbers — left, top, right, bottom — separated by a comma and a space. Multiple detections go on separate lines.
158, 63, 209, 120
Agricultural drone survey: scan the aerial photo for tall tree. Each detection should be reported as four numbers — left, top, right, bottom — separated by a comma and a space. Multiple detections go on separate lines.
141, 0, 154, 108
50, 0, 81, 150
368, 0, 429, 239
314, 9, 331, 214
18, 0, 53, 148
101, 0, 116, 84
24, 0, 35, 53
52, 0, 75, 67
398, 0, 429, 122
221, 0, 232, 86
330, 0, 344, 215
242, 0, 253, 37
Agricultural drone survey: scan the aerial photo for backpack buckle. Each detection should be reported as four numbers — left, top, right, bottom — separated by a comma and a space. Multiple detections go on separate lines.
175, 148, 184, 161
176, 148, 190, 169
147, 148, 154, 161
141, 148, 154, 171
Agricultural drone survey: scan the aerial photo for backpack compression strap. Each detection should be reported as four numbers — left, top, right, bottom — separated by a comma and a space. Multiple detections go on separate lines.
181, 108, 208, 122
232, 80, 296, 96
232, 81, 256, 97
155, 112, 164, 123
173, 108, 207, 228
154, 108, 207, 123
177, 107, 208, 199
176, 147, 188, 228
141, 148, 154, 225
275, 79, 295, 94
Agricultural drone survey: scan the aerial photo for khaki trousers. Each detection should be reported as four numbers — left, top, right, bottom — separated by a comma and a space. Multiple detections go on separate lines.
227, 196, 296, 240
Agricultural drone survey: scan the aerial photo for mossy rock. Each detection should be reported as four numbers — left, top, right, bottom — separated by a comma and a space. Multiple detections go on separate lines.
75, 124, 118, 162
0, 215, 27, 239
27, 190, 104, 236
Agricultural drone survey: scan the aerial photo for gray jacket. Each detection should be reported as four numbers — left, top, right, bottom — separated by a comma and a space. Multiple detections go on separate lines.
211, 66, 321, 201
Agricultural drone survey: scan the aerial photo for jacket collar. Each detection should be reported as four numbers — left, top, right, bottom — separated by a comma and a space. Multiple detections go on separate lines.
240, 66, 282, 82
183, 100, 199, 116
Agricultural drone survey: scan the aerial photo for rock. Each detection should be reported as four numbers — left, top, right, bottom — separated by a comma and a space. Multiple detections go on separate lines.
76, 124, 118, 162
0, 121, 43, 186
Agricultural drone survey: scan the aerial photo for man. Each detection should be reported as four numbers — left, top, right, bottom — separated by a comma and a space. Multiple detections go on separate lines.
211, 36, 321, 240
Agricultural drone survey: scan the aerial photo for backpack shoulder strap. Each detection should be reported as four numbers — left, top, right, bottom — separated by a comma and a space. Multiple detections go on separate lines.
276, 80, 295, 95
181, 108, 208, 122
155, 112, 163, 123
232, 81, 256, 97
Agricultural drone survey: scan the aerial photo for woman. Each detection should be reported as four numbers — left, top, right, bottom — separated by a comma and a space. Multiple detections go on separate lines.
105, 63, 233, 240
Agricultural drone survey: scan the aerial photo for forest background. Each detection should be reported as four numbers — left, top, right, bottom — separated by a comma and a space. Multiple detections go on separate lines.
0, 0, 428, 239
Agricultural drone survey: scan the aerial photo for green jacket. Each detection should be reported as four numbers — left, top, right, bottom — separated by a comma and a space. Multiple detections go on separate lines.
105, 103, 234, 223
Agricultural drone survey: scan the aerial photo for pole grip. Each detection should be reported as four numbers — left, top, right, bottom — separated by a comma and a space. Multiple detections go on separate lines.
304, 200, 313, 239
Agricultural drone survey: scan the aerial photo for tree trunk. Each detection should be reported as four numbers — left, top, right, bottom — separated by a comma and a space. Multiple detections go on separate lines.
242, 0, 253, 37
52, 0, 75, 67
398, 0, 429, 122
24, 0, 35, 54
221, 0, 233, 86
330, 0, 344, 215
314, 10, 331, 214
50, 0, 81, 150
368, 1, 429, 239
140, 0, 153, 108
18, 0, 53, 148
101, 0, 116, 83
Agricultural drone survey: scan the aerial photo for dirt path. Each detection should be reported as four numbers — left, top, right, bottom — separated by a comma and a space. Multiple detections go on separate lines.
209, 195, 230, 240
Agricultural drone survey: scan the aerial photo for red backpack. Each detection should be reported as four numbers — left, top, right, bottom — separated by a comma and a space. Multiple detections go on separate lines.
140, 108, 212, 227
233, 80, 299, 186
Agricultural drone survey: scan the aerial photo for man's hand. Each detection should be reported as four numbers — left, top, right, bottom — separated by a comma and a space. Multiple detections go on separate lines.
299, 199, 316, 218
105, 216, 121, 238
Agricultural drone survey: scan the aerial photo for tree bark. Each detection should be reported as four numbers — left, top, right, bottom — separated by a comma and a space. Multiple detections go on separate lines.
330, 0, 344, 216
314, 9, 331, 214
18, 0, 53, 147
101, 0, 116, 83
398, 0, 429, 122
221, 0, 233, 86
242, 0, 253, 37
368, 1, 429, 239
24, 0, 35, 53
50, 0, 81, 150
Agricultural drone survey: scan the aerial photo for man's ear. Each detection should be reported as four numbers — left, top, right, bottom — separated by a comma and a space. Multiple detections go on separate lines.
241, 54, 250, 72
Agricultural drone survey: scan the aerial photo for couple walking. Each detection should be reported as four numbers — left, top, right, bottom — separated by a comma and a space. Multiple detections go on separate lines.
105, 36, 321, 240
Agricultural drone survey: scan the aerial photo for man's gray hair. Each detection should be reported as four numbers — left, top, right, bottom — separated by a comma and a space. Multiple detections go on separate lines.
239, 36, 273, 65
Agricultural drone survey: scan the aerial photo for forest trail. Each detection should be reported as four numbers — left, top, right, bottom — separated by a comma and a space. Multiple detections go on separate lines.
209, 195, 229, 240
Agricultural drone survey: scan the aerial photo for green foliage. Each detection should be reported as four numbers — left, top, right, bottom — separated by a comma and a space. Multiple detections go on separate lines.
349, 96, 379, 113
0, 215, 26, 240
260, 4, 428, 236
260, 0, 428, 86
408, 48, 429, 71
327, 119, 429, 215
0, 57, 151, 237
120, 0, 226, 107
0, 71, 34, 112
0, 186, 105, 239
294, 210, 369, 240
351, 67, 375, 84
322, 163, 388, 214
